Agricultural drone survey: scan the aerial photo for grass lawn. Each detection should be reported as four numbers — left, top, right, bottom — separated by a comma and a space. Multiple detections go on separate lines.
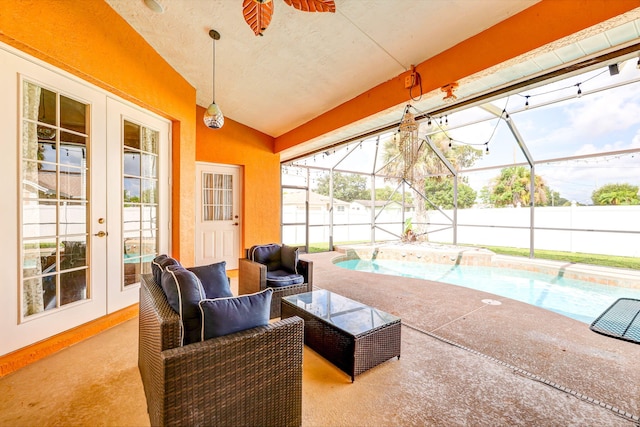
478, 245, 640, 270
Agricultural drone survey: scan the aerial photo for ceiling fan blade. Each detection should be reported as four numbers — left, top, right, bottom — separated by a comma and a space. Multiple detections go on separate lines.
242, 0, 274, 36
284, 0, 336, 13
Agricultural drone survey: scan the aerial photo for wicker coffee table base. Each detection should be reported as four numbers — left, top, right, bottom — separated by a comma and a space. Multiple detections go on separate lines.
282, 298, 401, 382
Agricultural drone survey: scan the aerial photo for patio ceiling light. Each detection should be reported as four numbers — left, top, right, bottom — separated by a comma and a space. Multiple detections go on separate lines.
203, 29, 224, 130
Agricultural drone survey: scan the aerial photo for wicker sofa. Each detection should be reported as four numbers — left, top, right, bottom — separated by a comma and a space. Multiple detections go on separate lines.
138, 273, 304, 427
238, 244, 313, 318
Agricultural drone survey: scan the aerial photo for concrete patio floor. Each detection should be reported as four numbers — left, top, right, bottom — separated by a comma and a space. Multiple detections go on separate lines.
1, 251, 638, 426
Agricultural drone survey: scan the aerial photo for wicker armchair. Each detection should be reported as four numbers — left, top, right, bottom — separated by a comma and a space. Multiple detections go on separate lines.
138, 274, 304, 427
239, 245, 313, 318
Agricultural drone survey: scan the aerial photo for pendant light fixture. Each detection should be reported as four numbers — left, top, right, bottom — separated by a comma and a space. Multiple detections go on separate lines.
203, 29, 224, 129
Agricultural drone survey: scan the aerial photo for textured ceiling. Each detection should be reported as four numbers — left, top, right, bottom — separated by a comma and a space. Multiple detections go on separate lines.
105, 0, 540, 137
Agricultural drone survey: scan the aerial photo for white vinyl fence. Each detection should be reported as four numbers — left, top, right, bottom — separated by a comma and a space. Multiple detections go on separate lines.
284, 204, 640, 257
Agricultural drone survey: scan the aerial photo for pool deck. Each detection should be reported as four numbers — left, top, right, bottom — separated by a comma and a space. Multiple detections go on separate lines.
301, 250, 640, 426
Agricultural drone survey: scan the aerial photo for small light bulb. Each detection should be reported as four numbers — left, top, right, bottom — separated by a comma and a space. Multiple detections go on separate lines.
525, 96, 530, 109
577, 85, 582, 98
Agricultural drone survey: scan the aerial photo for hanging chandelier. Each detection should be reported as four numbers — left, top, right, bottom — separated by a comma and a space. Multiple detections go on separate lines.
395, 105, 421, 183
203, 29, 224, 129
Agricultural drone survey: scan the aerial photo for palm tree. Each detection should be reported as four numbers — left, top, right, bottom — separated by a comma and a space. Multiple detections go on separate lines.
380, 122, 482, 232
486, 166, 548, 207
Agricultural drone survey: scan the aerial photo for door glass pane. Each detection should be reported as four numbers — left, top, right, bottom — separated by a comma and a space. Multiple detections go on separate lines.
122, 120, 159, 286
60, 269, 87, 305
23, 200, 57, 238
59, 166, 85, 200
21, 81, 89, 318
123, 121, 141, 149
202, 172, 214, 221
202, 172, 233, 221
123, 148, 140, 176
59, 132, 87, 169
60, 95, 86, 134
142, 179, 157, 204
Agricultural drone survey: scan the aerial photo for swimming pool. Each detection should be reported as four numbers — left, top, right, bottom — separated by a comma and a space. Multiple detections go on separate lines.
335, 258, 640, 324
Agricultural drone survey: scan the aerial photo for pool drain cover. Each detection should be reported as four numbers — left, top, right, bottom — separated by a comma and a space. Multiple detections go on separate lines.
482, 299, 502, 305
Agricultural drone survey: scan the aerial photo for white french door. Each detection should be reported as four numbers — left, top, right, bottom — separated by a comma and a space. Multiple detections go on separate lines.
195, 163, 241, 269
106, 99, 170, 312
0, 45, 169, 356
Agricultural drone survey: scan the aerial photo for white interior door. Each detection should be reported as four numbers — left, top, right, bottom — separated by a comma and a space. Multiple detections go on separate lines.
0, 44, 171, 356
195, 163, 241, 269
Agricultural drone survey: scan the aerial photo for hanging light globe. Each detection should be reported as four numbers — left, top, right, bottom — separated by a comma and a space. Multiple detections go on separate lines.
204, 102, 224, 129
204, 29, 224, 129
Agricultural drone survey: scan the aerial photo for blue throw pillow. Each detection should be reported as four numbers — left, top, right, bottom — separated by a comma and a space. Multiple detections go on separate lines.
161, 265, 206, 346
187, 261, 233, 299
199, 289, 273, 339
249, 244, 282, 271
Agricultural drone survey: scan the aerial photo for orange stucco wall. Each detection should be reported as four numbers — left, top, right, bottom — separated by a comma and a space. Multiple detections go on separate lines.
274, 0, 640, 152
0, 0, 197, 264
195, 106, 281, 251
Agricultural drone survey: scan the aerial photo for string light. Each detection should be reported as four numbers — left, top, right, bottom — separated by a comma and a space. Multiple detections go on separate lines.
519, 68, 608, 107
485, 142, 489, 155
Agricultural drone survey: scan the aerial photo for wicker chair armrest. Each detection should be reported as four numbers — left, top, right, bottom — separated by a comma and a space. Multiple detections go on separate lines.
159, 316, 304, 427
238, 258, 267, 295
297, 259, 313, 285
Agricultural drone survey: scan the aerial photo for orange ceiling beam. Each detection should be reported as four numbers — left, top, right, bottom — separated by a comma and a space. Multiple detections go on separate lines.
274, 0, 640, 153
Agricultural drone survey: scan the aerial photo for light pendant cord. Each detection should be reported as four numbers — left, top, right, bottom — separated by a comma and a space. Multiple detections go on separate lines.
212, 32, 216, 102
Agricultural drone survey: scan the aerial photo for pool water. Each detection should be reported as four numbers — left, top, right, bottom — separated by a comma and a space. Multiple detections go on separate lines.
336, 259, 640, 324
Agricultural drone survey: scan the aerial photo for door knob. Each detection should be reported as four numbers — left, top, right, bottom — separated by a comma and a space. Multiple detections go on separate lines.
94, 231, 107, 237
233, 222, 239, 226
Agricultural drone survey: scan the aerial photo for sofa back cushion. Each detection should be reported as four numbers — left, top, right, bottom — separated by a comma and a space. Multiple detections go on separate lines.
249, 244, 282, 271
151, 254, 181, 285
161, 265, 206, 346
199, 289, 273, 339
187, 261, 233, 299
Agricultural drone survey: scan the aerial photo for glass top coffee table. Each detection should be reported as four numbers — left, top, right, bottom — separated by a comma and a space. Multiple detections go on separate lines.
281, 289, 401, 382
